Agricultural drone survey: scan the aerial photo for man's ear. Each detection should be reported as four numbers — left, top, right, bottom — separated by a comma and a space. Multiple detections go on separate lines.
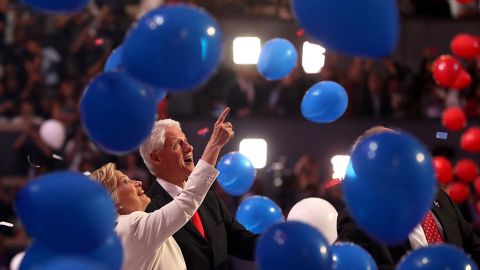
150, 151, 163, 165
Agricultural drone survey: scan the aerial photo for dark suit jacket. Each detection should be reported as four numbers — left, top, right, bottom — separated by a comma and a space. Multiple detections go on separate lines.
146, 181, 259, 270
337, 189, 480, 270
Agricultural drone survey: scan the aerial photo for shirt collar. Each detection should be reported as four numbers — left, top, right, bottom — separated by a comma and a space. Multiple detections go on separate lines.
156, 177, 184, 197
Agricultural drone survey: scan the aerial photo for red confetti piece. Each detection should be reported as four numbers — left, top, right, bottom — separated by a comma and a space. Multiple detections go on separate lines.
197, 127, 209, 136
296, 29, 304, 37
95, 38, 104, 46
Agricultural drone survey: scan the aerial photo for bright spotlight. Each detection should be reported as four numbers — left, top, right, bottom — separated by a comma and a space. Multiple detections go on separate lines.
233, 37, 261, 65
239, 138, 267, 169
302, 41, 326, 74
330, 155, 350, 180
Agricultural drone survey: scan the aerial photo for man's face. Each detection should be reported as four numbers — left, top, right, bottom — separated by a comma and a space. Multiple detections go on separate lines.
157, 126, 194, 183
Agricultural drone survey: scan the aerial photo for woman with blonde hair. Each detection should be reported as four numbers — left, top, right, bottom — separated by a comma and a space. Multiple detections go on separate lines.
90, 108, 234, 270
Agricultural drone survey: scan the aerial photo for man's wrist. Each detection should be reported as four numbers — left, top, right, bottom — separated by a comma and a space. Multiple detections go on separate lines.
206, 140, 223, 149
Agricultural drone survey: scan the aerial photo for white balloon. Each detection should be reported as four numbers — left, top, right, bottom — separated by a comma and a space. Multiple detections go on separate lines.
39, 119, 66, 150
287, 197, 338, 244
9, 251, 25, 270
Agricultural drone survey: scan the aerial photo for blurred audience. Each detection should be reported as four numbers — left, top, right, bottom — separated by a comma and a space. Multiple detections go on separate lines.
63, 128, 100, 172
276, 155, 320, 213
0, 1, 478, 123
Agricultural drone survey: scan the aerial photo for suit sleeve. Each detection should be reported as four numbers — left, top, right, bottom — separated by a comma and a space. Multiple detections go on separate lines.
213, 192, 259, 260
458, 208, 480, 266
337, 207, 396, 270
440, 190, 480, 266
131, 160, 218, 248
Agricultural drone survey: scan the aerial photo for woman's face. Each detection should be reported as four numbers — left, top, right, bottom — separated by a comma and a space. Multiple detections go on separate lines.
115, 171, 151, 214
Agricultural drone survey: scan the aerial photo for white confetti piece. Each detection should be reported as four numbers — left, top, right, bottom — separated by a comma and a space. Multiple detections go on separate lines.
0, 221, 14, 227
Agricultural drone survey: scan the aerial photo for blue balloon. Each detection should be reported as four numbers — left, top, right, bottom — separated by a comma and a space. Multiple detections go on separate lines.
256, 221, 332, 270
331, 243, 378, 270
343, 131, 437, 244
236, 196, 284, 234
104, 46, 169, 101
301, 81, 348, 123
15, 172, 116, 253
216, 152, 256, 196
104, 46, 124, 72
43, 257, 105, 270
19, 234, 122, 270
397, 244, 478, 270
87, 234, 123, 270
80, 71, 156, 155
20, 241, 54, 270
291, 0, 398, 57
257, 38, 298, 80
22, 0, 88, 13
123, 4, 223, 90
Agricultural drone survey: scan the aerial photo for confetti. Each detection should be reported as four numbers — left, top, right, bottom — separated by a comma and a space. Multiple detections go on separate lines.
27, 155, 40, 168
52, 154, 64, 161
94, 38, 104, 46
0, 221, 13, 227
296, 29, 305, 37
196, 127, 209, 136
436, 131, 448, 140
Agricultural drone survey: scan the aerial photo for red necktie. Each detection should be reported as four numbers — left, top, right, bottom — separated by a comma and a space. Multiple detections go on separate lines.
421, 211, 443, 244
191, 211, 206, 238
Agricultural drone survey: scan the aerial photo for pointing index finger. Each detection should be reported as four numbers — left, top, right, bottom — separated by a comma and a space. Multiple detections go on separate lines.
215, 107, 230, 125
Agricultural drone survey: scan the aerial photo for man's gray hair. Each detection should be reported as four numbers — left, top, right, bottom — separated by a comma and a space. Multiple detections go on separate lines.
139, 119, 181, 175
351, 126, 397, 153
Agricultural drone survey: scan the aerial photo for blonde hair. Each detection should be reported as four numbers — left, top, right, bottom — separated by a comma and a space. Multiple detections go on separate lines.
139, 119, 181, 175
89, 163, 120, 206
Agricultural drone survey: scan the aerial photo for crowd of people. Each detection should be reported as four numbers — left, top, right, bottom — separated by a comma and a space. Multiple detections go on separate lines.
0, 0, 479, 125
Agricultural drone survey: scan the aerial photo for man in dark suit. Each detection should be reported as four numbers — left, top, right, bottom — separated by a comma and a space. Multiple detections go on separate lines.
337, 126, 480, 269
140, 108, 258, 270
337, 189, 480, 269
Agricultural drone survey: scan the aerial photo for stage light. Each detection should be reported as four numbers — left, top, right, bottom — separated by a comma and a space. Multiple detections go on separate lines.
239, 138, 267, 169
330, 155, 350, 180
302, 41, 326, 74
233, 37, 261, 64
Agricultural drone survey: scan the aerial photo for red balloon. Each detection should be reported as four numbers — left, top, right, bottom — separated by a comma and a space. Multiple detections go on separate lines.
432, 156, 454, 184
451, 69, 472, 90
431, 55, 462, 88
447, 182, 470, 204
461, 127, 480, 153
477, 36, 480, 56
441, 107, 467, 131
455, 158, 478, 183
473, 177, 480, 195
451, 33, 480, 59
